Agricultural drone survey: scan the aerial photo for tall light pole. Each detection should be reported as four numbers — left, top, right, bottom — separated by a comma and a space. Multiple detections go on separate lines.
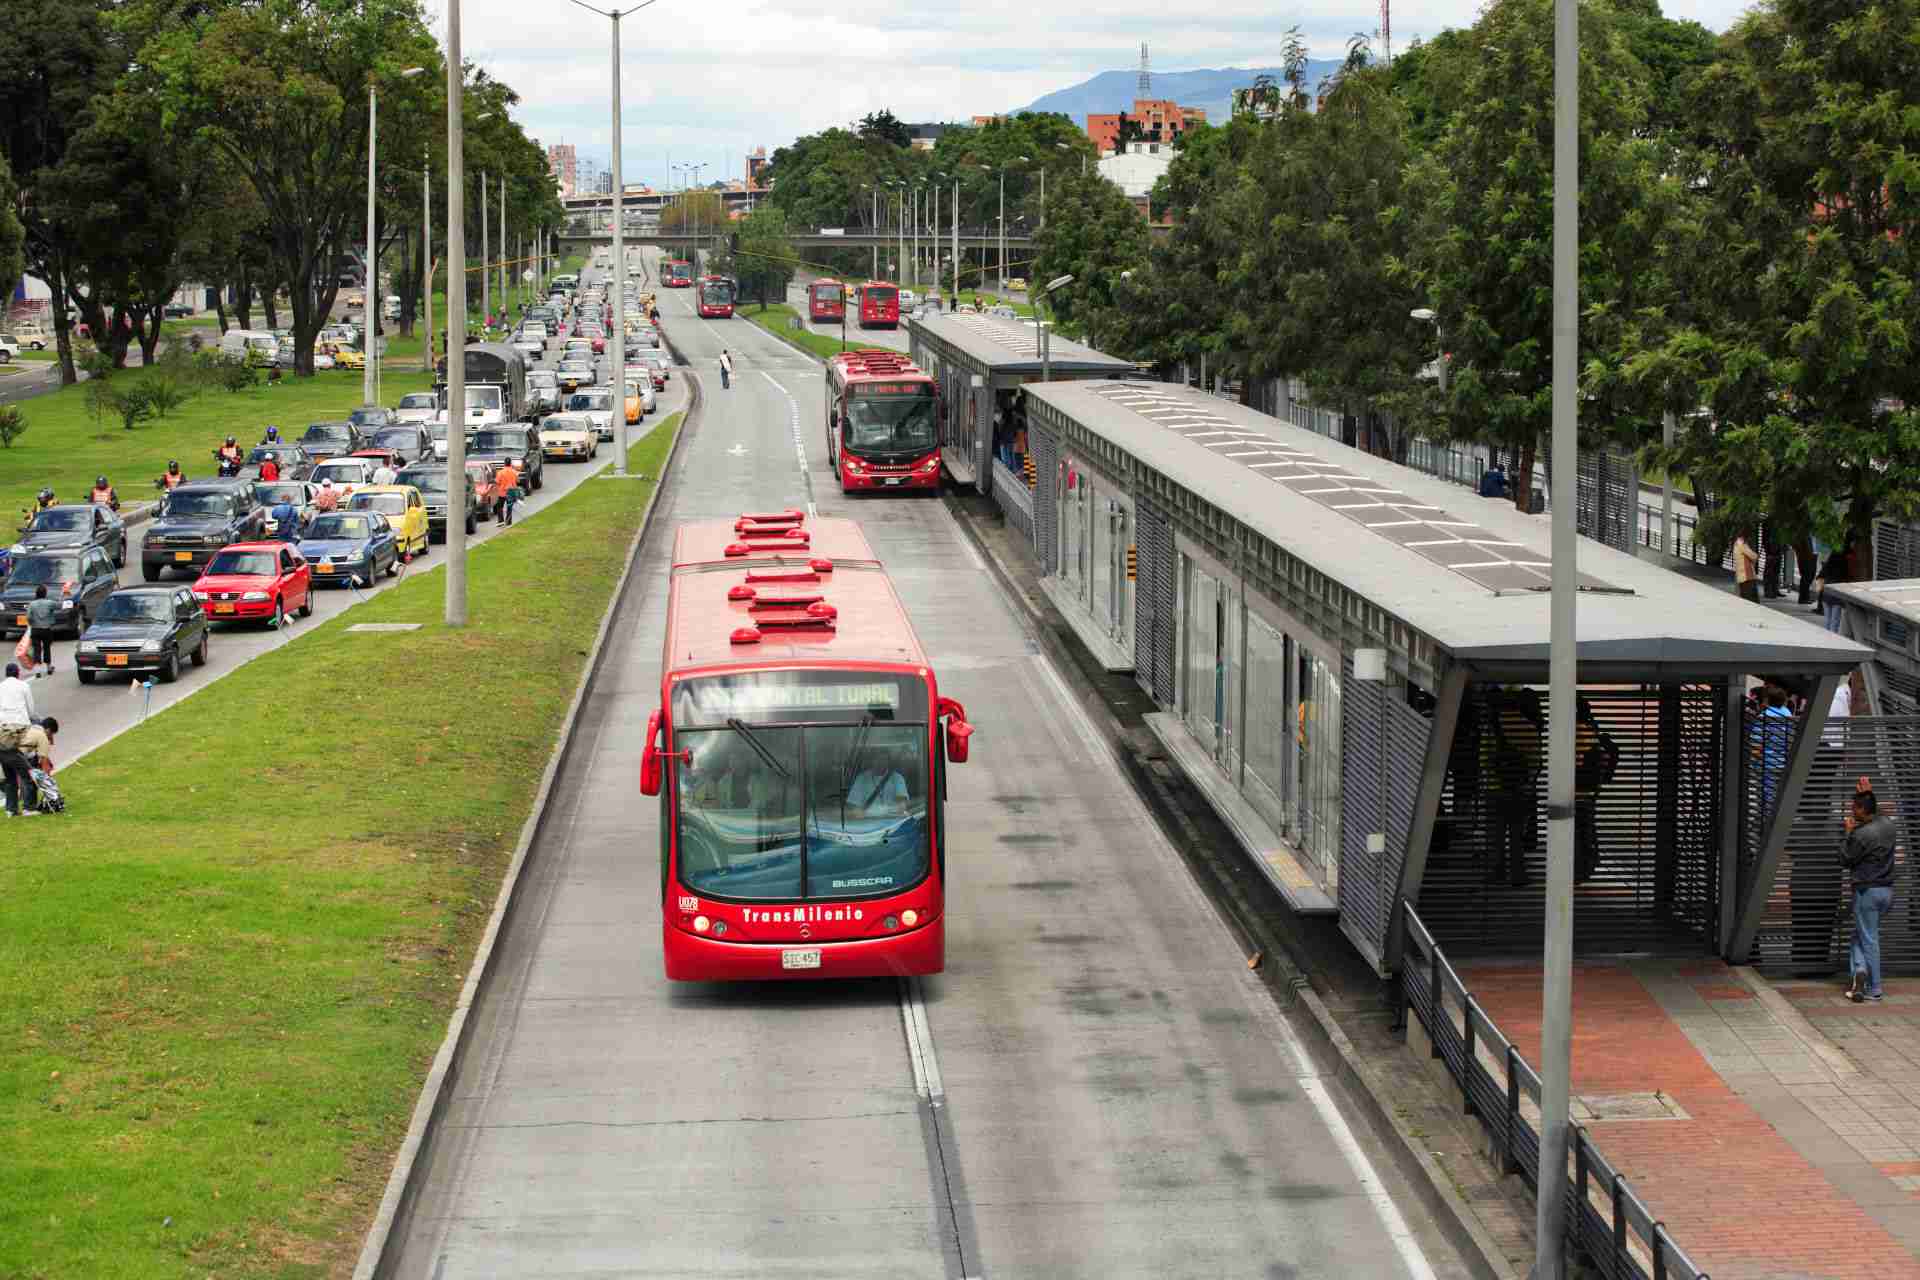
365, 66, 426, 406
951, 176, 960, 305
422, 148, 434, 375
1538, 0, 1580, 1267
479, 168, 489, 329
1040, 273, 1073, 382
564, 0, 661, 476
445, 4, 470, 626
929, 172, 946, 302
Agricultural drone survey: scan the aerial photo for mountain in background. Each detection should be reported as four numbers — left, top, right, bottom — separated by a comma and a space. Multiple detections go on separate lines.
1014, 64, 1345, 127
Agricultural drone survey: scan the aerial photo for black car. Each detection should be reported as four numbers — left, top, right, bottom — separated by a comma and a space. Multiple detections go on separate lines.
394, 465, 480, 542
1, 546, 118, 638
348, 405, 396, 430
366, 423, 433, 466
241, 444, 314, 482
75, 585, 209, 684
12, 503, 128, 567
298, 420, 364, 462
466, 425, 544, 491
163, 302, 194, 318
141, 479, 267, 580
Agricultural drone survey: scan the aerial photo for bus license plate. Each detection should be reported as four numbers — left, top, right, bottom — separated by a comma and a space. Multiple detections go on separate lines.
884, 477, 903, 486
781, 948, 822, 971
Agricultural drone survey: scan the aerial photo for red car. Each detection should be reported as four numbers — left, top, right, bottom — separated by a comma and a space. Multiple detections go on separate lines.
191, 542, 313, 628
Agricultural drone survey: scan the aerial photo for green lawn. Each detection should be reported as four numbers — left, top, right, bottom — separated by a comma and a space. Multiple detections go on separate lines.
0, 368, 434, 523
744, 302, 856, 362
0, 414, 681, 1279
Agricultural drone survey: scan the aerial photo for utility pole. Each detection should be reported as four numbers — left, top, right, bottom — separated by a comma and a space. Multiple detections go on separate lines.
422, 149, 433, 376
479, 170, 489, 329
444, 0, 469, 627
1538, 0, 1579, 1268
498, 172, 507, 314
952, 178, 959, 305
364, 84, 378, 404
871, 187, 878, 279
609, 3, 628, 473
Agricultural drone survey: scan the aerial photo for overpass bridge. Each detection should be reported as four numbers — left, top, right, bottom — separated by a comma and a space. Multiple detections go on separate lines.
557, 228, 1034, 255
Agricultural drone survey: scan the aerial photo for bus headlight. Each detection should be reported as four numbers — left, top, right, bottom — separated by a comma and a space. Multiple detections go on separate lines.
901, 910, 918, 927
692, 915, 710, 933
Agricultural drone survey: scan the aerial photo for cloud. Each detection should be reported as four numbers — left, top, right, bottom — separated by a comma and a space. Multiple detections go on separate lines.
456, 0, 1752, 185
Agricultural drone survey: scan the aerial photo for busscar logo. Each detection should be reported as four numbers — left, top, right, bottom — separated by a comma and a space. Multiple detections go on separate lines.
677, 896, 698, 912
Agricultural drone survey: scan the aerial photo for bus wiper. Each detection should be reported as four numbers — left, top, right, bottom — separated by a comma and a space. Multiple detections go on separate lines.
726, 717, 790, 778
841, 713, 875, 826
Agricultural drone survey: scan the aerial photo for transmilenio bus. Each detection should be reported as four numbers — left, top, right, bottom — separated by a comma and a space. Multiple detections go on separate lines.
854, 281, 900, 329
823, 350, 941, 493
808, 279, 845, 323
697, 275, 736, 319
640, 511, 975, 980
663, 260, 694, 288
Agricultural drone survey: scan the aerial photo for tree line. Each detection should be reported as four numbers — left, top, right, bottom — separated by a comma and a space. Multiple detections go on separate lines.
0, 0, 564, 382
1025, 0, 1920, 571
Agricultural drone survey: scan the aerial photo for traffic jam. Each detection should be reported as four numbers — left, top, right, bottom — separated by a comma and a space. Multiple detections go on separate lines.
5, 267, 667, 692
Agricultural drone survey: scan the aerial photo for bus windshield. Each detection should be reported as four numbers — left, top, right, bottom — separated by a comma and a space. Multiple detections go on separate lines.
700, 280, 734, 308
672, 671, 930, 902
864, 287, 897, 309
845, 390, 936, 454
814, 283, 843, 304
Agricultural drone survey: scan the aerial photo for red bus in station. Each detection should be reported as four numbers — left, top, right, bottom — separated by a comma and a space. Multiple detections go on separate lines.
853, 281, 900, 329
823, 350, 941, 493
697, 275, 736, 319
808, 279, 845, 323
640, 511, 975, 981
663, 259, 694, 288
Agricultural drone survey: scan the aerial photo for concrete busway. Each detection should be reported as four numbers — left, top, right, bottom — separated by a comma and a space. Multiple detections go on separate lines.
381, 243, 1469, 1280
22, 303, 688, 769
1000, 377, 1869, 978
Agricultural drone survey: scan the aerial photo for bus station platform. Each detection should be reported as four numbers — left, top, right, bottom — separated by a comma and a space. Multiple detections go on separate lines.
967, 374, 1873, 978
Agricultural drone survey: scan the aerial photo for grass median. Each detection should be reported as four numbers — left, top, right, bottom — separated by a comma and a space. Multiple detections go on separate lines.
0, 412, 681, 1279
0, 368, 434, 523
743, 302, 862, 362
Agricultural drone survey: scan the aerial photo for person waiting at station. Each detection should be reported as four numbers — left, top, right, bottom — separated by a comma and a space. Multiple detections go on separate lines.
88, 476, 119, 511
1572, 698, 1618, 885
1841, 778, 1896, 1003
1478, 460, 1509, 499
1481, 686, 1543, 888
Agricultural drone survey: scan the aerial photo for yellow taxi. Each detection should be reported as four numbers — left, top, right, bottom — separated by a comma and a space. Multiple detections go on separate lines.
343, 485, 430, 559
330, 345, 366, 370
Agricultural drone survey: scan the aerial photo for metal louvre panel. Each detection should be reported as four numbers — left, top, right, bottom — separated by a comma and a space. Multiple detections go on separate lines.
1381, 695, 1431, 941
991, 458, 1035, 548
1418, 685, 1723, 958
1875, 518, 1920, 582
1744, 712, 1920, 976
1134, 496, 1176, 706
1575, 446, 1638, 554
1031, 426, 1059, 576
1339, 655, 1387, 955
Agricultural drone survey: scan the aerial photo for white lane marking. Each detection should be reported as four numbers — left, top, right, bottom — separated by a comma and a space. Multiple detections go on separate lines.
898, 975, 946, 1107
758, 370, 815, 517
1021, 653, 1439, 1280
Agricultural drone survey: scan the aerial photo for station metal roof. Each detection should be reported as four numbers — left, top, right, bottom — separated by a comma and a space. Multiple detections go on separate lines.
1026, 379, 1870, 676
1826, 579, 1920, 626
907, 311, 1137, 378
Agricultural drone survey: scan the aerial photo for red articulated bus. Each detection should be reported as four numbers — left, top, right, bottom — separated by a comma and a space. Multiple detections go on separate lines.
640, 511, 975, 981
663, 259, 694, 288
853, 280, 900, 329
697, 275, 735, 318
808, 279, 845, 323
824, 350, 941, 493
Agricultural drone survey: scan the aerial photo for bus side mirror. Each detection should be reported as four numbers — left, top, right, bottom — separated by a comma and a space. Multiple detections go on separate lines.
939, 696, 973, 765
640, 708, 663, 796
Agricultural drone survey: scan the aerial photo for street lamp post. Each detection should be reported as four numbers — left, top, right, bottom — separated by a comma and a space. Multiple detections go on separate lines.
498, 171, 506, 316
479, 169, 489, 329
444, 4, 469, 626
1411, 307, 1446, 393
997, 156, 1030, 292
951, 177, 960, 305
365, 66, 426, 406
1040, 273, 1073, 383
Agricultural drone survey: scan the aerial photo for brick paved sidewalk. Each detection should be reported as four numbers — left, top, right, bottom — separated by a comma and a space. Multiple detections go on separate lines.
1463, 960, 1920, 1279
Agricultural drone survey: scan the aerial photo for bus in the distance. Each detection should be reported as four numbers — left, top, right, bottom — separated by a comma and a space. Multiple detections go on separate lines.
854, 280, 900, 329
697, 275, 735, 319
663, 260, 694, 288
823, 350, 941, 493
639, 511, 975, 981
808, 279, 845, 323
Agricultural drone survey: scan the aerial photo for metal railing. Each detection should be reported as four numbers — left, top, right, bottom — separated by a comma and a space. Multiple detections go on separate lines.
1637, 501, 1805, 596
1397, 905, 1711, 1280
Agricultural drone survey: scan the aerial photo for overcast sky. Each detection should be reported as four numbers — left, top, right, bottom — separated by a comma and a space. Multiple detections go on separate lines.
453, 0, 1755, 189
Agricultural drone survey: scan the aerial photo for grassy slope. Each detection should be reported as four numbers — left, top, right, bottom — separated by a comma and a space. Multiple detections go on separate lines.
743, 302, 858, 362
0, 414, 681, 1279
0, 370, 434, 524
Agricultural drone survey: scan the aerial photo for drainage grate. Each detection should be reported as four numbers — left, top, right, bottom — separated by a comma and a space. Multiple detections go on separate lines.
1572, 1091, 1690, 1122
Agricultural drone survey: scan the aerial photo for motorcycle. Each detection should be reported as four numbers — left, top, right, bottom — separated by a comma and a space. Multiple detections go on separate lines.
213, 448, 243, 478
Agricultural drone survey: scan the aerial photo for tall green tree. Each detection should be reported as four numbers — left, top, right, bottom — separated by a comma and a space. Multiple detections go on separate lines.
1030, 167, 1150, 348
0, 152, 23, 308
733, 207, 796, 308
1641, 0, 1920, 566
144, 0, 439, 374
1412, 0, 1673, 507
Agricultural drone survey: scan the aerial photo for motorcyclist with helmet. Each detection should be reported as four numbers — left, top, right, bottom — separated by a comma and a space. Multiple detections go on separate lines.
215, 435, 244, 477
155, 460, 185, 491
88, 476, 120, 511
33, 487, 55, 513
262, 425, 281, 445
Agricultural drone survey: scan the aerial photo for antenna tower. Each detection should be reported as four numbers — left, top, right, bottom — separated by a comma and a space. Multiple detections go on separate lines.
1138, 43, 1151, 98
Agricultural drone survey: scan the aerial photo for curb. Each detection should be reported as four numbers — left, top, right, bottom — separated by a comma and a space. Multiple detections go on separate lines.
349, 376, 701, 1280
941, 493, 1517, 1280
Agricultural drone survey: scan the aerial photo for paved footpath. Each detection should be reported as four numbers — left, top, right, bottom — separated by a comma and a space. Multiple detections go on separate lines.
1463, 961, 1920, 1278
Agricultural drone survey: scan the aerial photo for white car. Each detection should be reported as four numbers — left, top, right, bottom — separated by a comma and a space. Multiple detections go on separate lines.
309, 457, 378, 497
561, 390, 614, 440
393, 392, 439, 425
5, 326, 48, 351
539, 414, 599, 462
0, 338, 17, 364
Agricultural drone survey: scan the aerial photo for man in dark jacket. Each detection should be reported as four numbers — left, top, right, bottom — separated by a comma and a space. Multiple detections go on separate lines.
1841, 778, 1897, 1002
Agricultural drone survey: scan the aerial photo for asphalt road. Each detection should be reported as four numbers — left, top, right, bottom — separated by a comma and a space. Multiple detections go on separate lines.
26, 312, 690, 768
385, 250, 1469, 1279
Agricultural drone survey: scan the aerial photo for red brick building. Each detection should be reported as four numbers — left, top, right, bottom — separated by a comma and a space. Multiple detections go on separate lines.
1084, 99, 1207, 157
